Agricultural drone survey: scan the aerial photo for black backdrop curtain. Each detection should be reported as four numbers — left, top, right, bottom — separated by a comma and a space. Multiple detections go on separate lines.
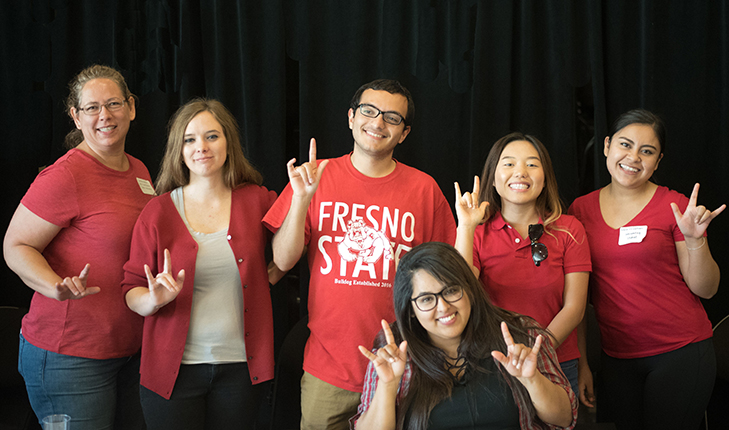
2, 0, 728, 325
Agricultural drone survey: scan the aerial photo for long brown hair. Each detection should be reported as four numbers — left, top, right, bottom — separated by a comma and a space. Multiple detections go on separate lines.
478, 132, 564, 230
391, 242, 545, 429
64, 65, 135, 149
155, 98, 262, 194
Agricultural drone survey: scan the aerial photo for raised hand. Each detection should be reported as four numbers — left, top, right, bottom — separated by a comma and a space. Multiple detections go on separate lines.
454, 176, 488, 229
358, 319, 408, 387
287, 138, 329, 199
492, 321, 542, 380
144, 249, 185, 310
53, 263, 101, 301
671, 183, 725, 240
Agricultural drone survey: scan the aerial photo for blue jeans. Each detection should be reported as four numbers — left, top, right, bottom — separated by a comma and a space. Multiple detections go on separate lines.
139, 362, 264, 430
18, 332, 145, 430
560, 358, 579, 398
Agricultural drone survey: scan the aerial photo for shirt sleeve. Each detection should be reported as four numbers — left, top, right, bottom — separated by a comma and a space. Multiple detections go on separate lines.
262, 183, 293, 234
349, 350, 411, 430
122, 205, 160, 296
562, 217, 592, 274
349, 358, 380, 429
21, 163, 79, 228
529, 326, 578, 430
499, 322, 577, 430
262, 183, 312, 244
431, 190, 457, 245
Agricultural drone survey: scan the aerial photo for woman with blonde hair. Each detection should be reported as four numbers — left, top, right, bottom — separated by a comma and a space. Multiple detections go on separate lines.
123, 98, 278, 429
454, 132, 591, 396
4, 64, 151, 429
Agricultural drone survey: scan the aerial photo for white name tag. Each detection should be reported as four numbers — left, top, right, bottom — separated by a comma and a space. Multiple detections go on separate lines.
136, 178, 156, 195
618, 225, 647, 245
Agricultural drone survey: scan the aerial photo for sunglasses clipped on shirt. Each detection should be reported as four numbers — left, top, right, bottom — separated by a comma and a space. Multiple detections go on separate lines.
528, 224, 548, 267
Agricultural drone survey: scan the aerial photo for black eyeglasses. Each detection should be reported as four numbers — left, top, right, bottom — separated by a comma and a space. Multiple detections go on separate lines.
410, 285, 464, 312
355, 103, 406, 126
528, 224, 548, 267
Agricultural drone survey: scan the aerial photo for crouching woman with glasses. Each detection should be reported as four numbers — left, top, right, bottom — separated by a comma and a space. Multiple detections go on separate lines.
453, 132, 591, 397
351, 242, 577, 429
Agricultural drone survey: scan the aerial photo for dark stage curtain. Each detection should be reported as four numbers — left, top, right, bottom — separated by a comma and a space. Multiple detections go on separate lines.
2, 0, 728, 325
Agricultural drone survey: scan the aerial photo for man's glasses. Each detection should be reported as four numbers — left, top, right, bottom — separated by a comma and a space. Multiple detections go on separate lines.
528, 224, 548, 267
77, 98, 128, 116
411, 285, 464, 312
355, 103, 406, 126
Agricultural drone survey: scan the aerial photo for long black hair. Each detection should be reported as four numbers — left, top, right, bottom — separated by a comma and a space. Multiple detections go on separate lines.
390, 242, 545, 429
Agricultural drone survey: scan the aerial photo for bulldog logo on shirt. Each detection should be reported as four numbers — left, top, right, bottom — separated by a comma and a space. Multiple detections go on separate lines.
338, 218, 393, 264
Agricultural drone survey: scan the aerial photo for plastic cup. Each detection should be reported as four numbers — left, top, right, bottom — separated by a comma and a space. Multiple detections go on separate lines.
42, 414, 71, 430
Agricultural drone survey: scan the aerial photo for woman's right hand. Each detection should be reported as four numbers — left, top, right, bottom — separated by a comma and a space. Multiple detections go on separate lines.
454, 176, 487, 229
578, 357, 595, 407
287, 138, 329, 199
358, 319, 408, 387
53, 263, 101, 301
144, 249, 185, 309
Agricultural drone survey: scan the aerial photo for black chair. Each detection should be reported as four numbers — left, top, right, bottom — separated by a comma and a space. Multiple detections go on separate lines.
0, 306, 41, 430
704, 314, 729, 429
269, 315, 310, 430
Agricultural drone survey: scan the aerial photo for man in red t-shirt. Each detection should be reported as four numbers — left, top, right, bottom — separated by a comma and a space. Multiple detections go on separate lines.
263, 79, 455, 429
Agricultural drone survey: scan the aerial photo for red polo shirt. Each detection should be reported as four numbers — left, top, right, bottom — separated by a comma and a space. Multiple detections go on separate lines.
473, 212, 591, 362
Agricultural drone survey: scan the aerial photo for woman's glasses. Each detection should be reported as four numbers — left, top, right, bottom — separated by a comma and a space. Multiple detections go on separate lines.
528, 224, 548, 267
76, 98, 128, 116
410, 285, 464, 312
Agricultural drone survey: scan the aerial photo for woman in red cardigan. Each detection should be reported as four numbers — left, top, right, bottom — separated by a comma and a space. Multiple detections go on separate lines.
123, 98, 280, 430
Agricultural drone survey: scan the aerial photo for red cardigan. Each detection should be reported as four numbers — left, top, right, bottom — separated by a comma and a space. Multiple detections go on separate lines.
122, 184, 276, 399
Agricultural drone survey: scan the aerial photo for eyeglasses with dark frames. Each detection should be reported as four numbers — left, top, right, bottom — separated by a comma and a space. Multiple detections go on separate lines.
355, 103, 406, 126
410, 285, 464, 312
76, 98, 128, 116
528, 224, 549, 267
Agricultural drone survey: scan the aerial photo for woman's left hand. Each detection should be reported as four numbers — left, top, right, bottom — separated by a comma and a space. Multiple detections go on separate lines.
492, 321, 542, 380
671, 183, 726, 239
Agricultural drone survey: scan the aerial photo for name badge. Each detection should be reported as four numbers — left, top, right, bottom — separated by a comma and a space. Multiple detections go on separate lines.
618, 225, 647, 245
136, 178, 156, 195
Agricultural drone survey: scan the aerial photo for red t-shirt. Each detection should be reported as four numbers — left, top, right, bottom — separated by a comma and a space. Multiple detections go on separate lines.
473, 212, 591, 362
263, 154, 456, 392
20, 149, 153, 359
569, 186, 712, 358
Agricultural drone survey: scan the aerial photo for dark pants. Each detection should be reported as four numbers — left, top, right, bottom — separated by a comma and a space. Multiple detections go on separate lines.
599, 338, 715, 430
140, 362, 263, 430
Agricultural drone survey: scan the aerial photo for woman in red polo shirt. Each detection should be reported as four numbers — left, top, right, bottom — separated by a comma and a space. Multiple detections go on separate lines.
454, 132, 591, 397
